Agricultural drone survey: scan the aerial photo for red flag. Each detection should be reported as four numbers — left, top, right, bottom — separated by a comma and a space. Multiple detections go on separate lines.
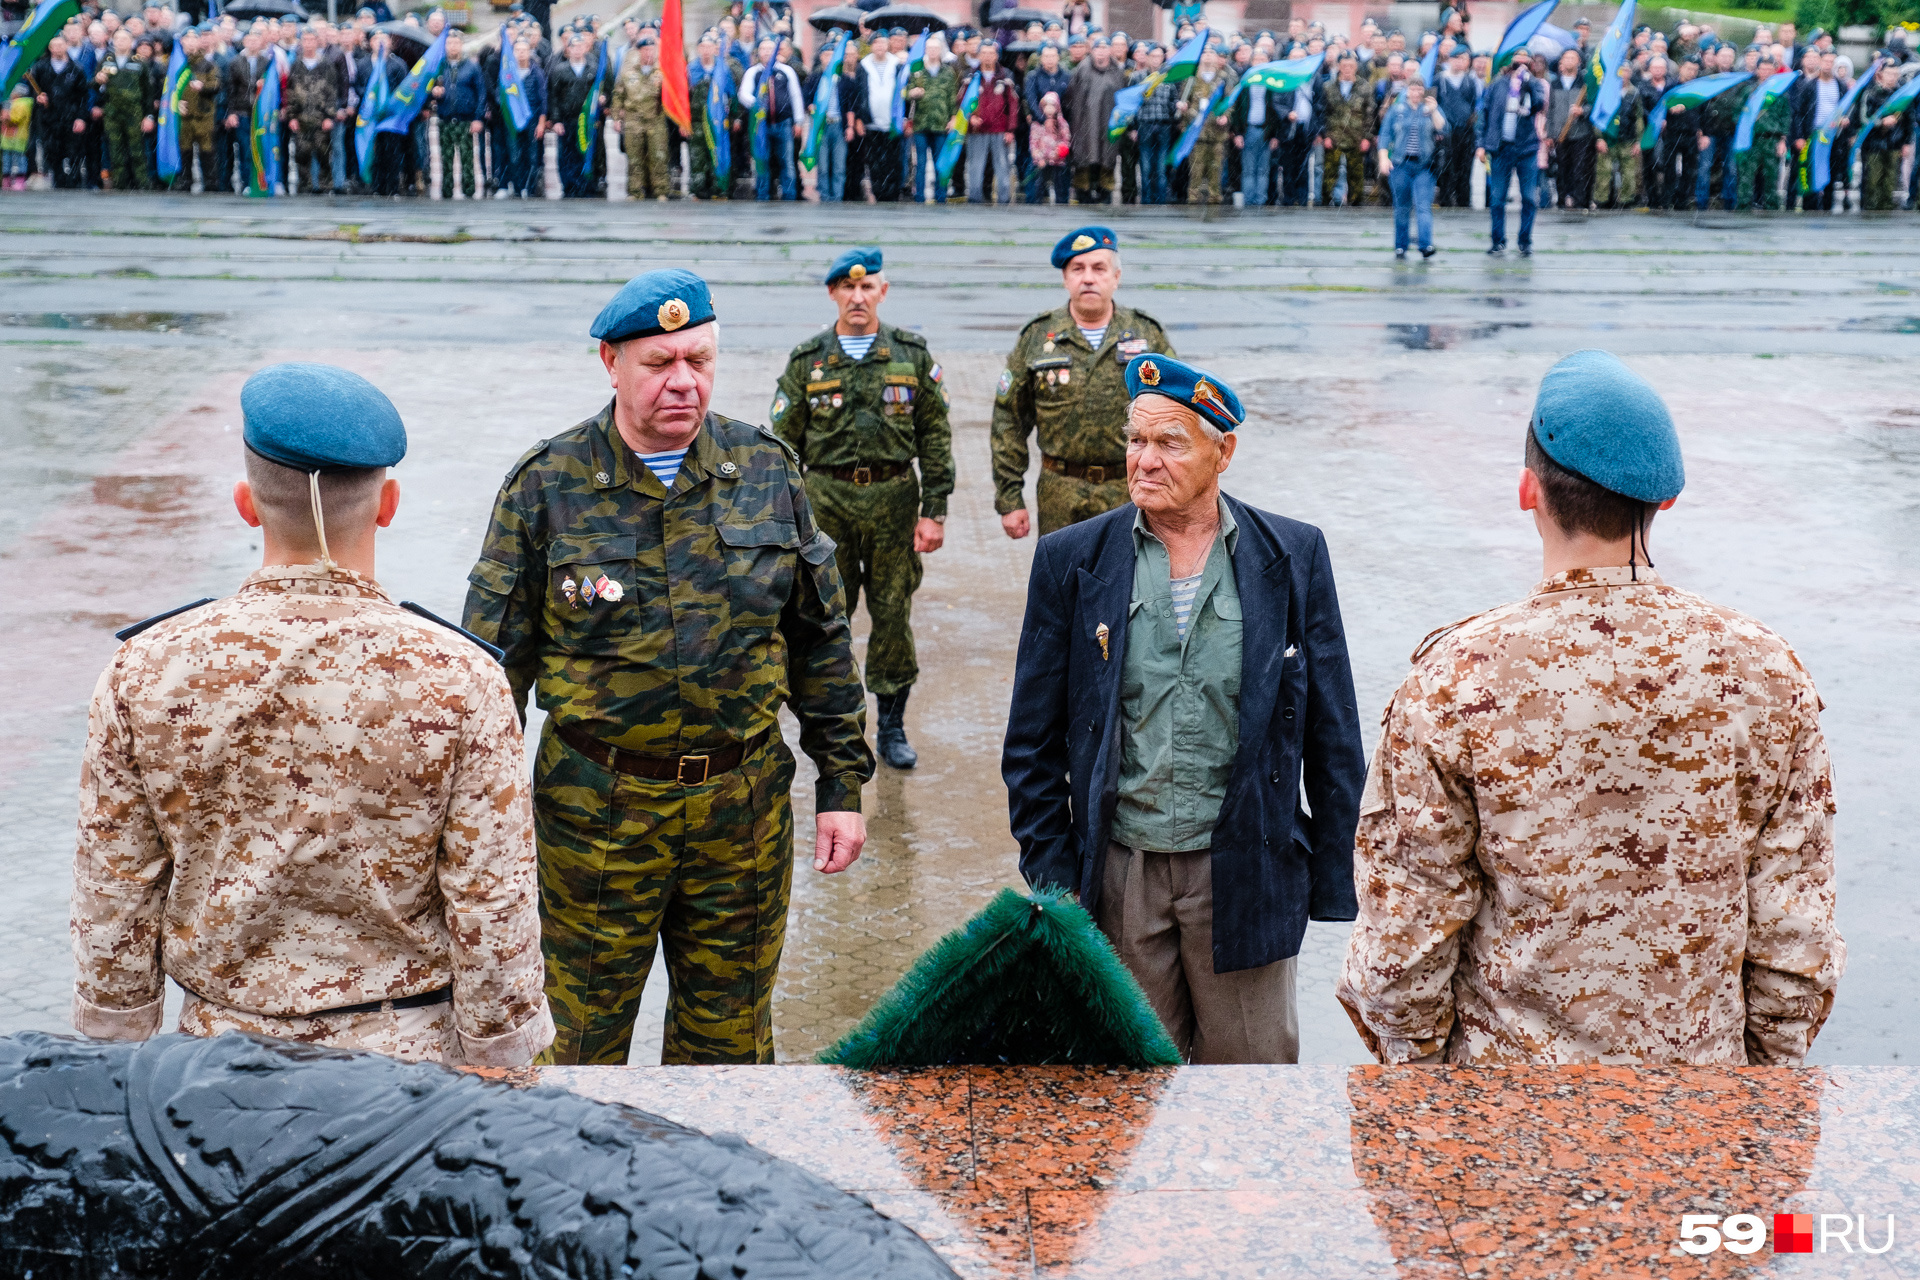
660, 0, 692, 133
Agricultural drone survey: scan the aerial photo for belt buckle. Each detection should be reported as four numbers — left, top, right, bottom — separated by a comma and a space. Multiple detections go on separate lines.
677, 754, 711, 786
852, 466, 872, 486
1085, 465, 1106, 484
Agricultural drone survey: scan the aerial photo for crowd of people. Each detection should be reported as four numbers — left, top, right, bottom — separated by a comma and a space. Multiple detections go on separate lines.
7, 0, 1919, 214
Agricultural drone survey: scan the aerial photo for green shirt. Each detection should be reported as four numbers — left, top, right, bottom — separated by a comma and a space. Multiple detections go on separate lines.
909, 63, 959, 130
1110, 497, 1242, 853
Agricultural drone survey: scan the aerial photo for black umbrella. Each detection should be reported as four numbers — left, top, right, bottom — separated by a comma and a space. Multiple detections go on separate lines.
223, 0, 308, 18
853, 0, 892, 11
861, 2, 946, 31
807, 3, 867, 30
1002, 38, 1041, 53
371, 19, 437, 56
990, 6, 1056, 25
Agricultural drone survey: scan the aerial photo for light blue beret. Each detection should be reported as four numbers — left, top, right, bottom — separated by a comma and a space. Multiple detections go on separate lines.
1530, 350, 1684, 503
1125, 354, 1244, 433
826, 247, 882, 286
241, 363, 406, 473
590, 268, 716, 342
1051, 225, 1118, 269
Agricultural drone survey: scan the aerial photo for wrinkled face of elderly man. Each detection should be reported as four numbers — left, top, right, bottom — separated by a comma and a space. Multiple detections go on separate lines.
1124, 397, 1237, 520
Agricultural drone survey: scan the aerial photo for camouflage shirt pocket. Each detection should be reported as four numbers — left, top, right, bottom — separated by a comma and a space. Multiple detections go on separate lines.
717, 519, 799, 630
545, 533, 637, 635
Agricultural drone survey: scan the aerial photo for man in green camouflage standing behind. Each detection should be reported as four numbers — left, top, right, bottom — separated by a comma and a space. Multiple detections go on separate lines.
991, 226, 1175, 539
462, 268, 874, 1066
770, 248, 952, 771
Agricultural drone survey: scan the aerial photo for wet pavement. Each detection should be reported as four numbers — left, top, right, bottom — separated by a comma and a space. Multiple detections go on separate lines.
1, 195, 1915, 1066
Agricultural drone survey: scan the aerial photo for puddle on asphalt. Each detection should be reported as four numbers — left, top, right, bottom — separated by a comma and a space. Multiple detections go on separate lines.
1, 312, 227, 334
1840, 316, 1920, 333
1385, 321, 1532, 350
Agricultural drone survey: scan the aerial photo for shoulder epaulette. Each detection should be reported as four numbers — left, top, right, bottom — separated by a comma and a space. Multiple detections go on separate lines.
399, 601, 505, 663
793, 330, 831, 356
502, 437, 552, 487
1018, 310, 1065, 339
116, 597, 217, 643
752, 420, 802, 463
890, 326, 928, 348
1410, 611, 1488, 664
1126, 305, 1167, 334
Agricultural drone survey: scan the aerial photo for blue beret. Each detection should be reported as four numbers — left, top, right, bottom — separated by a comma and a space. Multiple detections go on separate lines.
590, 268, 716, 342
889, 26, 907, 36
826, 246, 882, 286
1529, 350, 1684, 503
241, 363, 406, 473
1125, 355, 1243, 433
1050, 225, 1118, 269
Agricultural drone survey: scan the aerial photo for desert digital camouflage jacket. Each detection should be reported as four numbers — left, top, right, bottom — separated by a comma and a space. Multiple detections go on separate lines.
1337, 567, 1843, 1066
989, 303, 1174, 515
461, 402, 873, 812
70, 564, 553, 1067
770, 323, 955, 520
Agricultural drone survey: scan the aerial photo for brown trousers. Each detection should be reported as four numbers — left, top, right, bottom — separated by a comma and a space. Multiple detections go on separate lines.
1097, 842, 1299, 1064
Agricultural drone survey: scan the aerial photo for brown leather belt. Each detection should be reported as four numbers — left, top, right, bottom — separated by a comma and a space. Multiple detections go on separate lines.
815, 461, 913, 485
556, 720, 769, 786
1042, 454, 1127, 484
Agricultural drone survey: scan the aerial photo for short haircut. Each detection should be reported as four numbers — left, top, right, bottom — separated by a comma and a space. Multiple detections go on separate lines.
243, 449, 387, 550
1525, 427, 1656, 542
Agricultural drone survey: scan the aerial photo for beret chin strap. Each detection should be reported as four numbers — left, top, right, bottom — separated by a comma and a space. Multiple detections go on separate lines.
308, 470, 337, 571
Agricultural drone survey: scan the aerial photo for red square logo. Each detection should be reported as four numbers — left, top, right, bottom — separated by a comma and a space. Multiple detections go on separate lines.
1775, 1213, 1815, 1254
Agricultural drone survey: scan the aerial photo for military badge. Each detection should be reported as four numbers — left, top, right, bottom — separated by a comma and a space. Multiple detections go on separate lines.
848, 263, 867, 281
1043, 340, 1055, 354
832, 394, 843, 408
561, 576, 579, 607
929, 363, 942, 383
1071, 234, 1095, 251
1119, 338, 1149, 356
771, 392, 789, 422
1138, 360, 1161, 386
594, 574, 623, 603
657, 298, 690, 331
578, 574, 598, 605
996, 369, 1012, 399
1046, 370, 1057, 386
1058, 369, 1070, 386
1192, 379, 1239, 425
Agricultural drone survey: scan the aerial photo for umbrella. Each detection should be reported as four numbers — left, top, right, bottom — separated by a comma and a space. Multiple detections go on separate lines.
853, 0, 892, 11
1002, 38, 1041, 53
372, 19, 437, 56
861, 2, 946, 31
807, 3, 867, 30
990, 6, 1056, 25
223, 0, 308, 18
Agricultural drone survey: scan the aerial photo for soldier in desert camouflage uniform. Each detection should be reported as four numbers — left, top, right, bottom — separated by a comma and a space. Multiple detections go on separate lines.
610, 32, 672, 200
992, 226, 1176, 540
1338, 350, 1844, 1066
462, 268, 874, 1067
770, 247, 953, 772
71, 362, 552, 1068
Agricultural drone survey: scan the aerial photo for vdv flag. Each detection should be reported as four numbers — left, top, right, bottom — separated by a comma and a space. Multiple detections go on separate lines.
1733, 69, 1796, 151
803, 31, 847, 168
750, 59, 770, 163
1169, 79, 1224, 167
579, 39, 608, 162
497, 38, 531, 131
156, 37, 188, 181
1639, 70, 1751, 148
935, 71, 981, 180
247, 51, 282, 196
1108, 80, 1146, 139
1492, 0, 1559, 73
0, 0, 81, 99
1810, 56, 1878, 189
356, 53, 391, 183
1236, 52, 1325, 99
1845, 63, 1920, 181
1587, 0, 1636, 134
1160, 25, 1207, 84
378, 27, 447, 133
891, 30, 925, 134
707, 53, 734, 178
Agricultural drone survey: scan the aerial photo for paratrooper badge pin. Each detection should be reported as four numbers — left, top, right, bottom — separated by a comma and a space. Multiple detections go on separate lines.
1137, 360, 1161, 387
561, 576, 580, 608
579, 574, 598, 606
1096, 622, 1110, 661
657, 298, 690, 331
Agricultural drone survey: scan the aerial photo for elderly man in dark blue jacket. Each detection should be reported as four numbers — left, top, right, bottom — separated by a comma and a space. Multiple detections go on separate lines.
1003, 355, 1365, 1065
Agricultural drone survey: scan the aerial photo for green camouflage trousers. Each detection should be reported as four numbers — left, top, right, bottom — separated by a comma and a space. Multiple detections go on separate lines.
1037, 467, 1130, 537
623, 119, 671, 197
104, 102, 149, 190
534, 719, 797, 1065
438, 119, 476, 196
1595, 145, 1640, 206
805, 470, 921, 697
1736, 143, 1782, 210
1863, 151, 1899, 211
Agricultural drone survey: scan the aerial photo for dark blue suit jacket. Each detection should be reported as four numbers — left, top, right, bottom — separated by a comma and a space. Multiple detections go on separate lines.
1001, 495, 1365, 974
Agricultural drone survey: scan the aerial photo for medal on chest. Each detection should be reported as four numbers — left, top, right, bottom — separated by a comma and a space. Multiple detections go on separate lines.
561, 576, 580, 608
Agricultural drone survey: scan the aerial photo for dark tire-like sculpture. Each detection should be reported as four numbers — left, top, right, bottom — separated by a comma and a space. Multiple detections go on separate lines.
0, 1031, 959, 1280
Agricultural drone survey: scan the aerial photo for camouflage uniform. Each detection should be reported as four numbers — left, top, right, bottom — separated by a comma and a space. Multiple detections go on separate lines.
285, 54, 343, 194
1319, 77, 1378, 207
461, 404, 874, 1066
1178, 70, 1236, 205
611, 57, 671, 199
770, 323, 954, 699
98, 53, 151, 190
991, 303, 1175, 535
1735, 87, 1790, 210
70, 564, 553, 1067
176, 53, 219, 188
1337, 567, 1844, 1066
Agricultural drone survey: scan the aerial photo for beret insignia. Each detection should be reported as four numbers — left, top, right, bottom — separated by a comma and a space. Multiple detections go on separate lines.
1137, 359, 1160, 387
1192, 379, 1237, 426
848, 263, 867, 281
658, 298, 690, 331
1071, 234, 1095, 251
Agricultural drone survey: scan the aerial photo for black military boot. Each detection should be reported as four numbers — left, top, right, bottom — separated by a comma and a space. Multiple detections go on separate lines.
875, 688, 918, 770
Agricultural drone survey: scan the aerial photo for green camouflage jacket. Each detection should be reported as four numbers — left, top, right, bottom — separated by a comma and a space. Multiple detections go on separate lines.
99, 55, 151, 115
989, 303, 1175, 516
1320, 76, 1377, 148
769, 323, 955, 520
1178, 69, 1237, 140
461, 402, 874, 812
